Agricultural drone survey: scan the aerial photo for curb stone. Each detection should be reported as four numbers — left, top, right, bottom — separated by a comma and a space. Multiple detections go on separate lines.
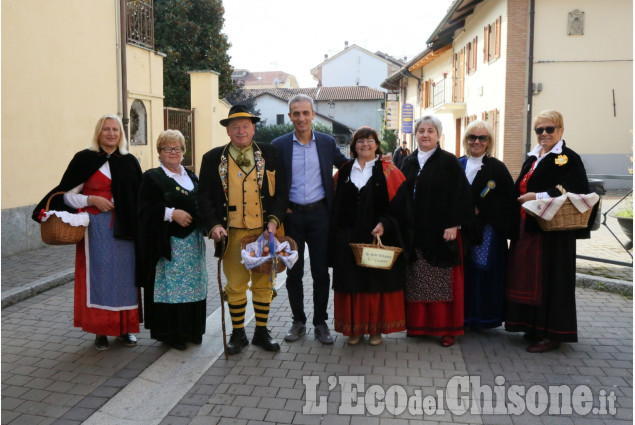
576, 272, 633, 295
1, 267, 74, 308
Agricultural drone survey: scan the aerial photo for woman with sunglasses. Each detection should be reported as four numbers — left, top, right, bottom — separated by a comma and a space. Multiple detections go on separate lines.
505, 110, 594, 353
458, 120, 515, 331
137, 130, 208, 350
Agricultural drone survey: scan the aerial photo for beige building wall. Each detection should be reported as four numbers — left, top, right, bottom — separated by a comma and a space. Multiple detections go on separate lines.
1, 0, 166, 255
127, 44, 165, 170
532, 0, 633, 185
190, 71, 231, 173
420, 49, 457, 154
1, 0, 119, 210
458, 0, 510, 159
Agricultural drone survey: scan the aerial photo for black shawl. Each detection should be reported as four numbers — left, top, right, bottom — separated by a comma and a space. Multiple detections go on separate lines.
512, 141, 595, 239
32, 148, 142, 239
400, 145, 474, 267
460, 155, 516, 244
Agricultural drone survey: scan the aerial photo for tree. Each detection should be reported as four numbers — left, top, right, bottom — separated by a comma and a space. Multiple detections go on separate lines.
154, 0, 235, 109
255, 122, 334, 144
224, 80, 260, 121
381, 127, 398, 153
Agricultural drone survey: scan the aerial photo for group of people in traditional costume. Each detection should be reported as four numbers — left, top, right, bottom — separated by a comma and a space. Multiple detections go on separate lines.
33, 105, 594, 355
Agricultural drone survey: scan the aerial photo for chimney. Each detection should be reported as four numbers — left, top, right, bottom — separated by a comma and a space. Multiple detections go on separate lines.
324, 54, 328, 61
345, 41, 349, 48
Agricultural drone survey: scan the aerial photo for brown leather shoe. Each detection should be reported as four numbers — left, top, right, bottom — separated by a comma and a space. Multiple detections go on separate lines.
526, 339, 561, 353
440, 335, 455, 347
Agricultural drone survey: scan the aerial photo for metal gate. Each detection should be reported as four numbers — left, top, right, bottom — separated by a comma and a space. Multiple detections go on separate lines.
163, 107, 195, 171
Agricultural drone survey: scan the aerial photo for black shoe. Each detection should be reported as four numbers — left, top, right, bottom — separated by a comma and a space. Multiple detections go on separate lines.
117, 333, 137, 346
170, 340, 187, 351
95, 335, 109, 351
227, 329, 249, 355
252, 327, 280, 352
314, 323, 334, 344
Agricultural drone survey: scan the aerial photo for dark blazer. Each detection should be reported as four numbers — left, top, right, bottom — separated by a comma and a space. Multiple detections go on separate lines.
197, 142, 287, 257
272, 131, 348, 212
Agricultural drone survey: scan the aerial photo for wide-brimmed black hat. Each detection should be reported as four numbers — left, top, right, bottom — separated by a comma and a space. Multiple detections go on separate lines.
220, 104, 260, 127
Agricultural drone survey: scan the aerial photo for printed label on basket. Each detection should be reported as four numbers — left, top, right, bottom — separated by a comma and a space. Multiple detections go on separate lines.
360, 247, 394, 268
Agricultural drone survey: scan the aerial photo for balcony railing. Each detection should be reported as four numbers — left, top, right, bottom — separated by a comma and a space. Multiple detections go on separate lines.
127, 0, 154, 50
433, 81, 445, 108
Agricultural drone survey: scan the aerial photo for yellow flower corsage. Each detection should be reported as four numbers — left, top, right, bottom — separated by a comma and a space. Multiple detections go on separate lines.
555, 155, 568, 166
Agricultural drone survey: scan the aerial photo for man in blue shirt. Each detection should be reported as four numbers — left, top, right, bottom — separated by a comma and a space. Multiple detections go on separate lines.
272, 94, 348, 344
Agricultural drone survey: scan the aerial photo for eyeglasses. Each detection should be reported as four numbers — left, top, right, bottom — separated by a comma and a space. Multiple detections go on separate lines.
467, 134, 489, 143
534, 126, 561, 135
161, 147, 183, 153
356, 138, 376, 145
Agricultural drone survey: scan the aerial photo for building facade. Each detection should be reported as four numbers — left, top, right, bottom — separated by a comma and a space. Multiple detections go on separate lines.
1, 0, 164, 256
382, 0, 632, 184
311, 43, 404, 91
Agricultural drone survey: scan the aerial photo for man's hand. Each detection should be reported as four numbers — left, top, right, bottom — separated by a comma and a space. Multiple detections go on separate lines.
211, 225, 228, 242
264, 221, 277, 238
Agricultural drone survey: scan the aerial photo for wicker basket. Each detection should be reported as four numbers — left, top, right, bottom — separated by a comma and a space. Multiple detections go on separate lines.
349, 235, 403, 270
524, 198, 592, 231
40, 191, 86, 245
241, 235, 298, 274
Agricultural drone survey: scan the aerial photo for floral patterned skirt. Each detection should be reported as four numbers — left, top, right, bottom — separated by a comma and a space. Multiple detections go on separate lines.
154, 230, 208, 304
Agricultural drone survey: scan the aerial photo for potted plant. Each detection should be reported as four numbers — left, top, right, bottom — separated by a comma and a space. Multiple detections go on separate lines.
613, 205, 633, 242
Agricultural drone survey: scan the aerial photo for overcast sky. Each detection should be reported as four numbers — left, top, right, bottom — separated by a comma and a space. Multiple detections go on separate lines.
223, 0, 456, 87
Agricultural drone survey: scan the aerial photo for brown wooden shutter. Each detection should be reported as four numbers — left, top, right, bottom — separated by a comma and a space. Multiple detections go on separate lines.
495, 17, 502, 58
484, 25, 490, 63
473, 36, 478, 71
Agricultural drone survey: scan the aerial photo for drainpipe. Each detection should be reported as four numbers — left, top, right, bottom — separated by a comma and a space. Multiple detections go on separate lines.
525, 0, 536, 155
119, 0, 129, 139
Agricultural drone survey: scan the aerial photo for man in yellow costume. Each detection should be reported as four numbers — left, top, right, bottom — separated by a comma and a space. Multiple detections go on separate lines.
198, 105, 287, 354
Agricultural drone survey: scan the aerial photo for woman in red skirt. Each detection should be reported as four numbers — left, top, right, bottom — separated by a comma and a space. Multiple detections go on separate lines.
399, 116, 473, 347
331, 127, 409, 346
33, 114, 142, 350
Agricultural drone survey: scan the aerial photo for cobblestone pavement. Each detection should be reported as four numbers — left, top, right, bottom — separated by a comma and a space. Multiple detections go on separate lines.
576, 190, 633, 282
1, 191, 632, 424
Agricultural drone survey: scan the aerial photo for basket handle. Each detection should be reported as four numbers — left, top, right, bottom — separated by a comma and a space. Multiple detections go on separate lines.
374, 234, 384, 248
556, 184, 567, 195
44, 191, 66, 212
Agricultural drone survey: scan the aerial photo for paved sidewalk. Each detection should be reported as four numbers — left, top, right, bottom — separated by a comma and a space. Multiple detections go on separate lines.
1, 191, 632, 424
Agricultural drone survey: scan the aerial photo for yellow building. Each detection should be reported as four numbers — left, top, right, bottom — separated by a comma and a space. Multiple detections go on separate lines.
383, 0, 632, 183
1, 0, 164, 256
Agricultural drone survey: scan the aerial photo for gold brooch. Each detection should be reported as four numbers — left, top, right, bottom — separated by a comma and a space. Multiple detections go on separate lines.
555, 155, 568, 166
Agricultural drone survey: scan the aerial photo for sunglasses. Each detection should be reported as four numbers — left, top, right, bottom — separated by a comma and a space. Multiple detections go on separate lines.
467, 134, 489, 143
534, 126, 560, 135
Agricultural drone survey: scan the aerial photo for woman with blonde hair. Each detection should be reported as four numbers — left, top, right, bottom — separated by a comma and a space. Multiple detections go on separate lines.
32, 114, 142, 350
458, 120, 514, 330
137, 130, 208, 350
505, 110, 594, 352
